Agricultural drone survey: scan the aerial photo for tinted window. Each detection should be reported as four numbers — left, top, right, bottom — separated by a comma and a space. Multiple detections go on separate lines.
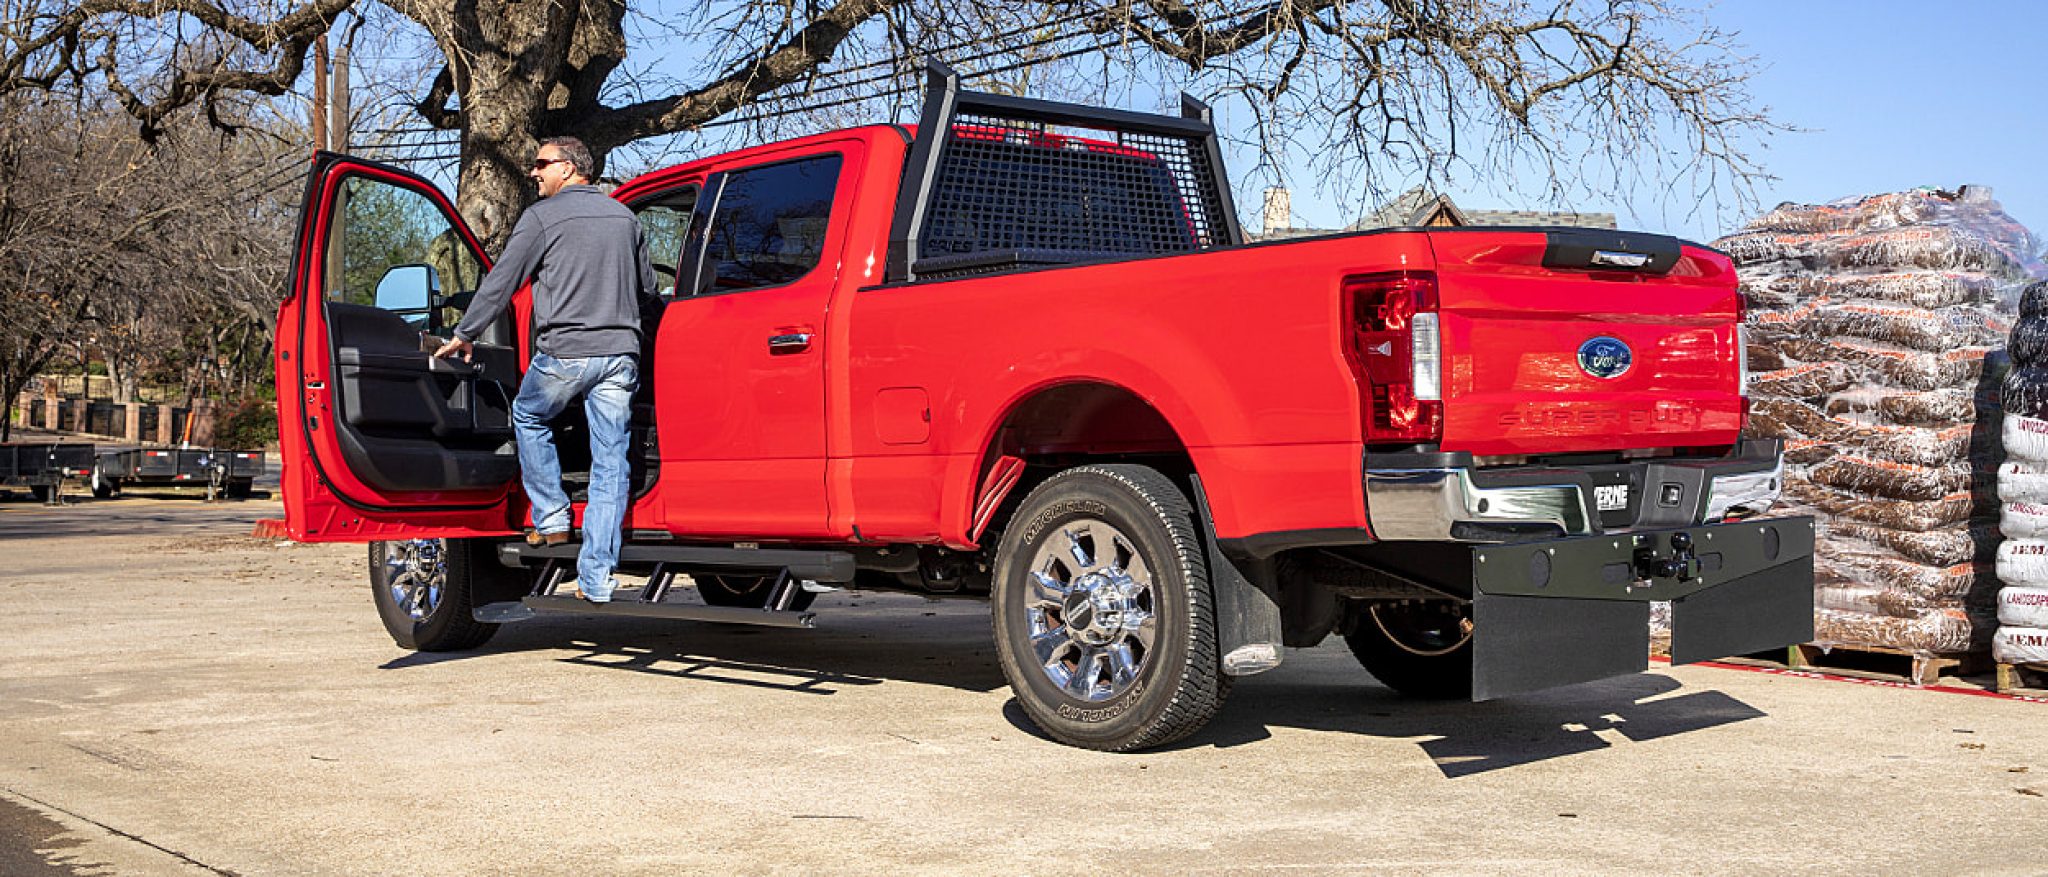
700, 155, 841, 292
632, 186, 697, 298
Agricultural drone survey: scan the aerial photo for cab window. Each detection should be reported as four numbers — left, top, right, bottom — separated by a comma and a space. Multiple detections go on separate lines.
693, 154, 842, 294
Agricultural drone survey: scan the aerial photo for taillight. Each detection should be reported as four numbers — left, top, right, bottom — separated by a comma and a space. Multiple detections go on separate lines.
1734, 289, 1751, 432
1344, 271, 1443, 444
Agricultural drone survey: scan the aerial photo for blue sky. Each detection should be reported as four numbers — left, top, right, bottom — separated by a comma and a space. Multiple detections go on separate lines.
370, 2, 2043, 250
1278, 1, 2047, 245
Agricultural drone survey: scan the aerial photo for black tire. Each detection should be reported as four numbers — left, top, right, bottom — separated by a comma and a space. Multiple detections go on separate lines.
696, 574, 817, 611
990, 464, 1228, 751
1343, 602, 1474, 699
224, 479, 253, 500
29, 484, 51, 503
90, 464, 116, 499
369, 538, 526, 651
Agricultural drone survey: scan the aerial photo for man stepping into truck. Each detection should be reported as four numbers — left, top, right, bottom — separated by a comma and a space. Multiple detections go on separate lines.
434, 135, 658, 604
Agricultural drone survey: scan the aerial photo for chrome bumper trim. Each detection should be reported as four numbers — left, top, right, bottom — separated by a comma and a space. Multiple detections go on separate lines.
1703, 459, 1782, 521
1364, 468, 1595, 541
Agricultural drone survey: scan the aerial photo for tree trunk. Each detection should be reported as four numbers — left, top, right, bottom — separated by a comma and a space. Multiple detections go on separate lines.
105, 357, 137, 403
410, 0, 625, 252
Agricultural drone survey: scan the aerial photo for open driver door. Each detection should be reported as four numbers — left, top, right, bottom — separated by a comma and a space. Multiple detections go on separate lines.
274, 152, 526, 540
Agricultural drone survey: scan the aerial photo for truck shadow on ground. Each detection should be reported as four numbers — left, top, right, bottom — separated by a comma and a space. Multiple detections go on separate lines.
1155, 672, 1765, 777
382, 601, 1767, 774
379, 599, 1014, 694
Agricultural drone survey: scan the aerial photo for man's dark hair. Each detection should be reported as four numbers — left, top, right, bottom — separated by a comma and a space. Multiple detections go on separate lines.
541, 136, 595, 181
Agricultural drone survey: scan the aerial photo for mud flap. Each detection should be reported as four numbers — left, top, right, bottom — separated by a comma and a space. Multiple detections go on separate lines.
1472, 593, 1648, 702
1668, 552, 1816, 665
1190, 475, 1284, 676
1456, 516, 1815, 701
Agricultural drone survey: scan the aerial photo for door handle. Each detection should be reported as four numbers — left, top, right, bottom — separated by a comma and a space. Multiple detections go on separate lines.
767, 332, 813, 354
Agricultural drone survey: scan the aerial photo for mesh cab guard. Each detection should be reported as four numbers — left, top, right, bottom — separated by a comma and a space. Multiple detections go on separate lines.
885, 60, 1244, 283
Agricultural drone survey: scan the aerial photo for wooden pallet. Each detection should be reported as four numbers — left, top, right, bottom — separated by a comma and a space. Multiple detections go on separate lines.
1996, 663, 2048, 697
1725, 643, 1984, 687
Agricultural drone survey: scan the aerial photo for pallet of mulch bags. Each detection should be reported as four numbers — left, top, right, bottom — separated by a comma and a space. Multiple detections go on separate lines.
1993, 280, 2048, 696
1991, 603, 2048, 696
1720, 185, 2041, 666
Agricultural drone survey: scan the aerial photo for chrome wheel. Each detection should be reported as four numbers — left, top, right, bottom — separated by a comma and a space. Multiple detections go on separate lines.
1024, 518, 1157, 703
383, 539, 447, 623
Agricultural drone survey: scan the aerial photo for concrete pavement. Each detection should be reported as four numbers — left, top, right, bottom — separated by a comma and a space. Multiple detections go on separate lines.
0, 496, 2043, 875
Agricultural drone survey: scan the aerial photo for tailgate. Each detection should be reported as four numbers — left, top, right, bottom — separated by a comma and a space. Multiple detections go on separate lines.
1429, 229, 1744, 457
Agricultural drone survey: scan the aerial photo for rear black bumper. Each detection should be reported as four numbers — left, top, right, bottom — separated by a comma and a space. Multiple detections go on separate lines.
1359, 515, 1816, 700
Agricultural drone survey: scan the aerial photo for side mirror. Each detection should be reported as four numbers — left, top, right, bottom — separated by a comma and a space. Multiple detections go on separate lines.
373, 264, 440, 317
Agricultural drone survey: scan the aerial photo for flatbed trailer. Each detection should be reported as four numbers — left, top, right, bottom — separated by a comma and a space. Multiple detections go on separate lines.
92, 447, 265, 500
0, 442, 97, 503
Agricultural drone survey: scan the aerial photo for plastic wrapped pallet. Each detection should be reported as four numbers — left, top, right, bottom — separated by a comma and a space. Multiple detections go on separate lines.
1718, 185, 2043, 664
1996, 280, 2048, 671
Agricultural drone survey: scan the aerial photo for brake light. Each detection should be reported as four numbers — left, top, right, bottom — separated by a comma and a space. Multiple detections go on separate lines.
1734, 289, 1751, 432
1344, 271, 1443, 444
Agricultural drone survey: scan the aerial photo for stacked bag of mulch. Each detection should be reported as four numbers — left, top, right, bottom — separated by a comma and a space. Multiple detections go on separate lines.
1996, 279, 2048, 667
1716, 185, 2044, 659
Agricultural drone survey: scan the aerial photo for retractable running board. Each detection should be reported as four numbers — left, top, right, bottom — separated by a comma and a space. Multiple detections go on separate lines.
496, 541, 857, 582
472, 558, 824, 628
509, 596, 816, 628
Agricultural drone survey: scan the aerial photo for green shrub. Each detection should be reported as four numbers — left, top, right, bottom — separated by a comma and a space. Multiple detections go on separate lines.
213, 397, 277, 449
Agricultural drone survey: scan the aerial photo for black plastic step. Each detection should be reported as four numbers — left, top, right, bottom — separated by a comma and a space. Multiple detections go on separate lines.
473, 597, 817, 628
496, 541, 856, 582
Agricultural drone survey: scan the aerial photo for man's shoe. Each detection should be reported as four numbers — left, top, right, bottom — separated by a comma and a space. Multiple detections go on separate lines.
572, 577, 618, 605
524, 529, 571, 547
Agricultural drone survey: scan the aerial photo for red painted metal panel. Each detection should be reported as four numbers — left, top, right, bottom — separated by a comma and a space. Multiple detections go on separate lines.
1428, 233, 1744, 457
274, 156, 522, 542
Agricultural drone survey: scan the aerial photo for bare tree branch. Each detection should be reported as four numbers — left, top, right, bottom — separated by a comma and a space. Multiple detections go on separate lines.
580, 0, 900, 149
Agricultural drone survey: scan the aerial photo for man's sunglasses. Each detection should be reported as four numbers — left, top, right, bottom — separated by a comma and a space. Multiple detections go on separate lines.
531, 157, 570, 170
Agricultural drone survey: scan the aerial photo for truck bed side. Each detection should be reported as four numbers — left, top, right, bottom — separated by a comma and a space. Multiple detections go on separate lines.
843, 231, 1437, 546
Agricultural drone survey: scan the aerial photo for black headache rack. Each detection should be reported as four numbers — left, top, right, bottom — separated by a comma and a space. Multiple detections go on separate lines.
886, 59, 1244, 283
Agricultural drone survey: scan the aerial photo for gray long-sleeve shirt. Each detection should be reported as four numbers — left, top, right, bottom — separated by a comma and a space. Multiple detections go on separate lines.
453, 184, 657, 359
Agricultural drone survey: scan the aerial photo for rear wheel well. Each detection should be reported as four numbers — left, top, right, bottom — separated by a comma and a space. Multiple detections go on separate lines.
858, 384, 1203, 599
978, 382, 1196, 545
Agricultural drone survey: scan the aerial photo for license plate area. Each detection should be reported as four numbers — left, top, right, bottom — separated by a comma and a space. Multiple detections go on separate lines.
1594, 483, 1630, 512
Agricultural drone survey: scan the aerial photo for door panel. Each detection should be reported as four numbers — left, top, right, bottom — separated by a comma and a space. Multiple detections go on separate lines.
657, 148, 853, 538
275, 152, 523, 541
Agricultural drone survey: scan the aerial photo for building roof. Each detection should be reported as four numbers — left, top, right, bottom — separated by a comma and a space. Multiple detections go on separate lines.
1244, 186, 1619, 241
1346, 186, 1618, 231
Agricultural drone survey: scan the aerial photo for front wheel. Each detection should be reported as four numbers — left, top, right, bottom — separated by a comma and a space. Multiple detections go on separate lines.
991, 464, 1228, 751
1342, 601, 1474, 699
369, 538, 526, 651
90, 464, 116, 499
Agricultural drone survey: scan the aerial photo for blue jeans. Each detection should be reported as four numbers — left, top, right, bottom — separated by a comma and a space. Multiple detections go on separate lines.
512, 352, 637, 602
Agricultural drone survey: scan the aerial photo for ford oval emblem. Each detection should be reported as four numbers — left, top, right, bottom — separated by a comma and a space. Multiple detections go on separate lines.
1577, 336, 1632, 379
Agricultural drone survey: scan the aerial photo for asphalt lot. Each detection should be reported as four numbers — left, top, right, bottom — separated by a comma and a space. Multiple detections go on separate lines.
1, 494, 2045, 875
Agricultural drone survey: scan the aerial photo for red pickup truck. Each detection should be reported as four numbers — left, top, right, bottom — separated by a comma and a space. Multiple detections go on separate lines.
275, 63, 1813, 750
